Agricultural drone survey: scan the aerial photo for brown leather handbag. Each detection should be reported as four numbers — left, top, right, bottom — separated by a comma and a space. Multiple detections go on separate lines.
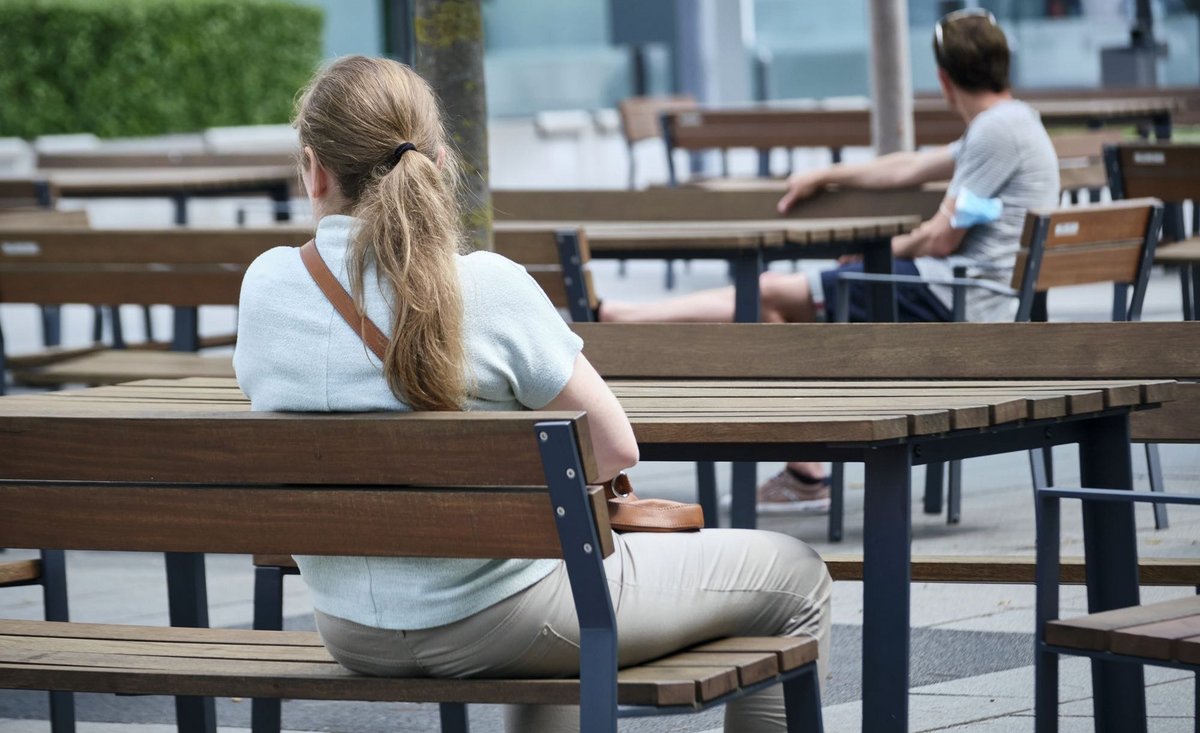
300, 240, 704, 533
601, 472, 704, 533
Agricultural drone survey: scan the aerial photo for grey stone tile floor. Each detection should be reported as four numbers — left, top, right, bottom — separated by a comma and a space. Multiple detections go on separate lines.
1, 126, 1198, 731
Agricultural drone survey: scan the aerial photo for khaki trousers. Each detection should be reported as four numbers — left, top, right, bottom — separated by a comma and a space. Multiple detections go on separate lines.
315, 528, 831, 732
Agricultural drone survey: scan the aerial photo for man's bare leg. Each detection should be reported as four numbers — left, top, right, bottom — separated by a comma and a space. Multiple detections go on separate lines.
600, 271, 820, 323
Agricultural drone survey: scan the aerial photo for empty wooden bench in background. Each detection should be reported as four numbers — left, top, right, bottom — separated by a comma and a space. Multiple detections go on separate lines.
0, 395, 824, 733
0, 225, 595, 390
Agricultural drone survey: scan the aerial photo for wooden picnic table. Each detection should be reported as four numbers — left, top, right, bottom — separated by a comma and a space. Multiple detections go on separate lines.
497, 215, 920, 322
0, 374, 1172, 733
34, 165, 298, 223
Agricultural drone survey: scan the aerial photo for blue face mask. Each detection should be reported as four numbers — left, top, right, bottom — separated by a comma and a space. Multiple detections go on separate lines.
949, 188, 1003, 229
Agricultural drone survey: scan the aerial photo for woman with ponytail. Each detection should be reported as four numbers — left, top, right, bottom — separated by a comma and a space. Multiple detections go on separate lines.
234, 56, 830, 732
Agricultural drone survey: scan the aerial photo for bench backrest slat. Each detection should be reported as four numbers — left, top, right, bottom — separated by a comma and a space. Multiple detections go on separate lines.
37, 151, 297, 169
0, 268, 243, 306
492, 187, 943, 222
493, 227, 596, 320
572, 322, 1200, 381
0, 210, 88, 227
0, 410, 599, 485
0, 484, 567, 559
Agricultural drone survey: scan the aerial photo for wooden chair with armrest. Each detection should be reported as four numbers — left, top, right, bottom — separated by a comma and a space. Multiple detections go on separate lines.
831, 199, 1166, 539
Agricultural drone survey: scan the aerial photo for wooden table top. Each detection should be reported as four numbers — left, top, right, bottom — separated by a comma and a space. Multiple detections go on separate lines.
0, 376, 1172, 447
34, 165, 297, 196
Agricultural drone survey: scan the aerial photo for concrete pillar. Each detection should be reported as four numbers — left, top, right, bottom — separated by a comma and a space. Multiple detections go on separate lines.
867, 0, 914, 154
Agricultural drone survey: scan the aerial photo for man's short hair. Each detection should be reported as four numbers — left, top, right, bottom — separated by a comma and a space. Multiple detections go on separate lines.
933, 15, 1010, 93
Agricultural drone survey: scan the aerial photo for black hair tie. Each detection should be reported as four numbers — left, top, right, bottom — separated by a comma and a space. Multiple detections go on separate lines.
390, 142, 417, 168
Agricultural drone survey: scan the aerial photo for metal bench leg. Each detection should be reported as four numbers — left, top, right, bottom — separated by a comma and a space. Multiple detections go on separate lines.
827, 463, 844, 543
251, 565, 286, 733
1145, 444, 1168, 530
109, 307, 125, 349
165, 552, 216, 733
90, 306, 104, 343
923, 462, 944, 515
947, 460, 962, 525
41, 550, 76, 733
439, 703, 469, 733
143, 306, 155, 342
1030, 447, 1054, 490
783, 664, 824, 733
42, 305, 62, 347
696, 461, 718, 528
1181, 265, 1195, 321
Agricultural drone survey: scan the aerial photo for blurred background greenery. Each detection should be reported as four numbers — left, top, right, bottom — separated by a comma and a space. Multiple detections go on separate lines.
0, 0, 323, 138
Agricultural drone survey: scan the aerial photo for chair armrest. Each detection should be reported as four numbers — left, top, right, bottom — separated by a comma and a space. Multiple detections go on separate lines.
1038, 486, 1200, 507
832, 270, 1017, 322
1035, 486, 1199, 631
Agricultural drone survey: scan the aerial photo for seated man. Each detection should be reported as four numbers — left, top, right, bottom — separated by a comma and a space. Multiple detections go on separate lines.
600, 10, 1061, 512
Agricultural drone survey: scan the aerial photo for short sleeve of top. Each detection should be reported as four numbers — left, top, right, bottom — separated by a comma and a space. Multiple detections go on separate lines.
458, 250, 583, 410
947, 112, 1021, 200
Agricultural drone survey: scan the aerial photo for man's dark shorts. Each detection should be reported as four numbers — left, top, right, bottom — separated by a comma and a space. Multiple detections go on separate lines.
820, 258, 953, 323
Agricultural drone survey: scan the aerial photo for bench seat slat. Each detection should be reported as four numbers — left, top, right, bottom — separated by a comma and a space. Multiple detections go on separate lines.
645, 651, 778, 687
0, 560, 41, 586
616, 666, 738, 706
0, 621, 810, 709
689, 637, 819, 671
0, 634, 335, 663
1109, 615, 1200, 661
0, 619, 320, 647
1045, 596, 1200, 652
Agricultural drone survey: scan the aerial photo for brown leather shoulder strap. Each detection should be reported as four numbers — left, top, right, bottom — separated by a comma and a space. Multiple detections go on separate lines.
299, 240, 390, 362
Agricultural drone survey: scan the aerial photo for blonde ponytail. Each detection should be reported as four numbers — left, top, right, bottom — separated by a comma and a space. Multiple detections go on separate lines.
295, 56, 467, 411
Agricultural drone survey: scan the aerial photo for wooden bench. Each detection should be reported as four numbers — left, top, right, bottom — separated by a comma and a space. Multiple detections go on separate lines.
0, 226, 595, 389
0, 401, 824, 733
1105, 141, 1200, 321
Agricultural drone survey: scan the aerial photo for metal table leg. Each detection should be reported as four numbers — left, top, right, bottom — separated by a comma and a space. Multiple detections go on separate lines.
861, 444, 912, 733
1078, 414, 1146, 733
862, 242, 897, 324
730, 461, 758, 529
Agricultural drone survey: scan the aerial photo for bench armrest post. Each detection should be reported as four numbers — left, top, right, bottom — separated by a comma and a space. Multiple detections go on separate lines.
1035, 492, 1061, 632
536, 420, 618, 733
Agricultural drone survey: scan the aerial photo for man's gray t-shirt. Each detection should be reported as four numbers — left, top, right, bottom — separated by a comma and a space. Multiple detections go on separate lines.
915, 99, 1060, 321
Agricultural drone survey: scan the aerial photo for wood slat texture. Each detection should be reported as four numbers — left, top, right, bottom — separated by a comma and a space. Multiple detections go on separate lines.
1117, 143, 1200, 201
573, 323, 1199, 381
45, 166, 296, 197
0, 560, 41, 586
0, 405, 598, 486
492, 187, 944, 223
1108, 615, 1200, 661
1154, 238, 1200, 265
0, 226, 310, 263
0, 620, 804, 708
618, 95, 698, 143
0, 268, 244, 306
688, 637, 818, 671
0, 484, 572, 559
1045, 596, 1200, 652
37, 151, 298, 169
1014, 242, 1144, 291
252, 553, 1200, 588
0, 210, 89, 227
1023, 199, 1156, 249
823, 555, 1200, 586
13, 351, 235, 386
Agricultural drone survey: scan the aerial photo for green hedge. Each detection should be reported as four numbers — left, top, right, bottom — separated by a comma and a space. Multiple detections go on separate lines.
0, 0, 323, 138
